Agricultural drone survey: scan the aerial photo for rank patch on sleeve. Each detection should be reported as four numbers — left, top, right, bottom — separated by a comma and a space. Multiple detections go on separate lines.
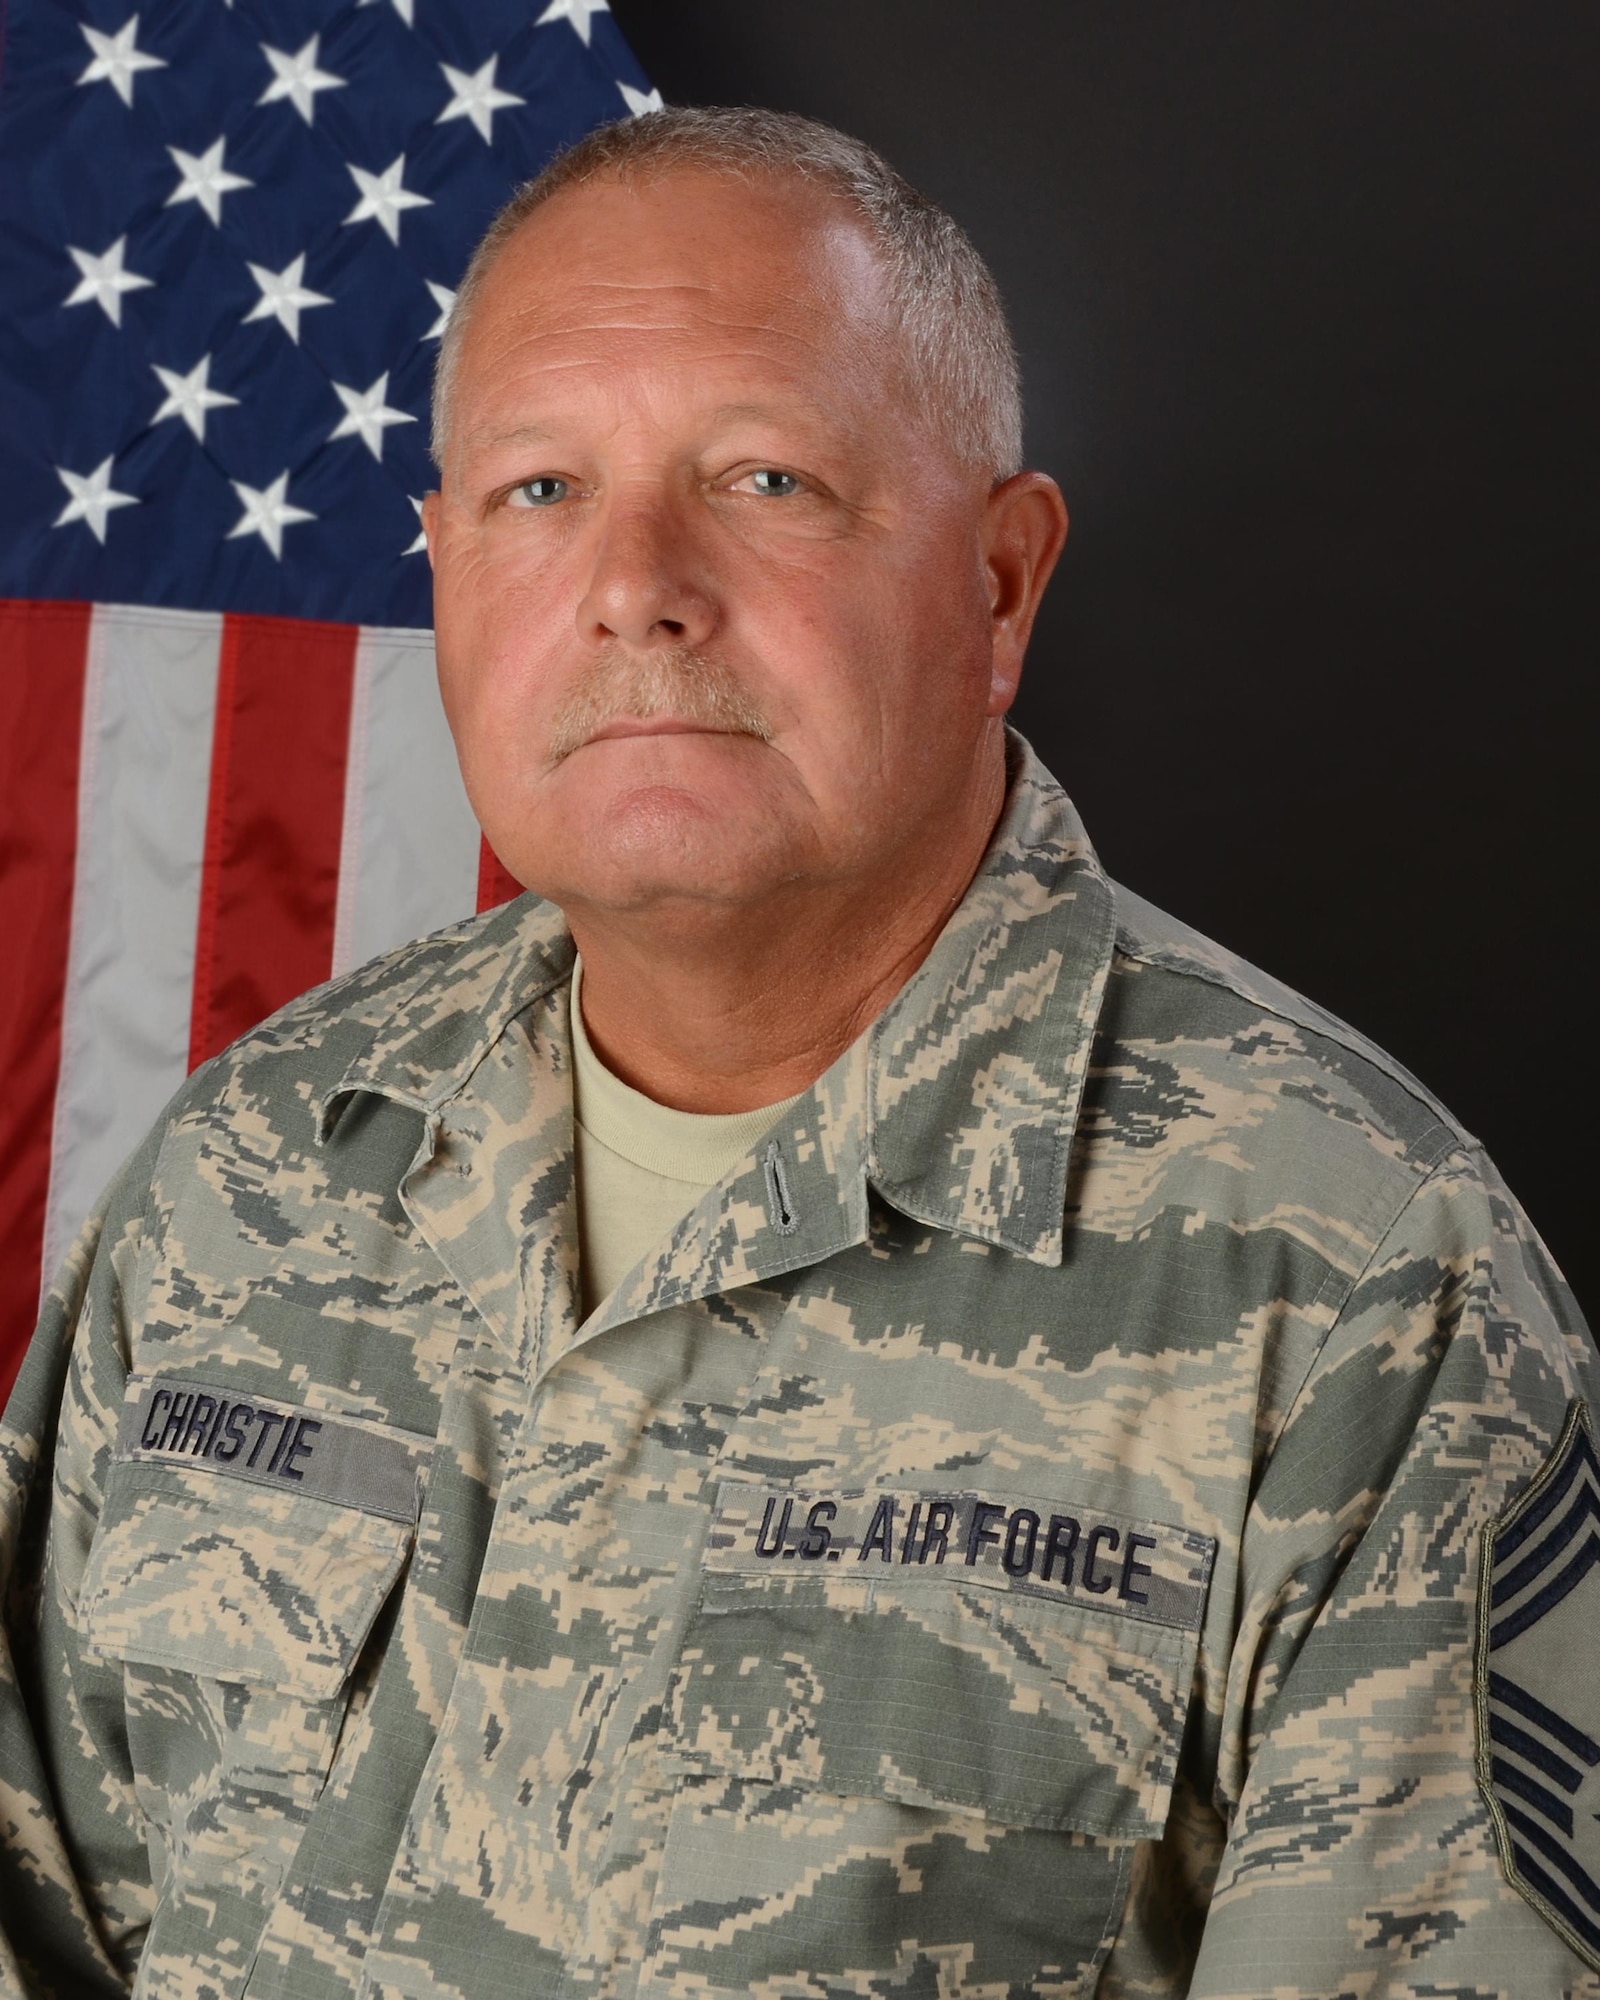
1477, 1400, 1600, 1972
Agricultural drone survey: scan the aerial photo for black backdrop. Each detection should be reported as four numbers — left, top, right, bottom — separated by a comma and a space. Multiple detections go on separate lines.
611, 0, 1597, 1306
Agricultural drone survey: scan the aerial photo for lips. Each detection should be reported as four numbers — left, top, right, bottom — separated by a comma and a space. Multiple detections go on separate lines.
584, 715, 734, 744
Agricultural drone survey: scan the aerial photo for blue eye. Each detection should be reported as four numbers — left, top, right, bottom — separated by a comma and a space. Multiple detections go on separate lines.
514, 476, 568, 507
749, 469, 800, 497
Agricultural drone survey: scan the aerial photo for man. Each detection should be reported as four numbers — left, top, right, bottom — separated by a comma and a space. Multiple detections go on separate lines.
1, 107, 1595, 2000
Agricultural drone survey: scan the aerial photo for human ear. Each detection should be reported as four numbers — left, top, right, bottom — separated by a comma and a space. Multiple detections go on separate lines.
981, 472, 1069, 715
420, 490, 442, 571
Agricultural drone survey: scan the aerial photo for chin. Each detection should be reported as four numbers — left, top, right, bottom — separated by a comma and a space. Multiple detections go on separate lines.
609, 799, 783, 900
503, 780, 800, 914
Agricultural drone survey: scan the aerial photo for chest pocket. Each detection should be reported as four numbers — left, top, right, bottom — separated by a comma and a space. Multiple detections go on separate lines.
79, 1446, 420, 1982
645, 1482, 1214, 2000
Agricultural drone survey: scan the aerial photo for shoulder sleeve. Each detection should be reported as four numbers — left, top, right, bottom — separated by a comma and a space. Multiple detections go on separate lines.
1186, 1145, 1599, 1996
0, 1125, 165, 1999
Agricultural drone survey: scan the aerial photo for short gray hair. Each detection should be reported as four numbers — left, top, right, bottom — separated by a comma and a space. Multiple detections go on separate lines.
431, 106, 1023, 481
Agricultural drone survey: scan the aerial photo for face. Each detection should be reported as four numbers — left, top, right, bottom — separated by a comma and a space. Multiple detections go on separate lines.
425, 168, 1061, 929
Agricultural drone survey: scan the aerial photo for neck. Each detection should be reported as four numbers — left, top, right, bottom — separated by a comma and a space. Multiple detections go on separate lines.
568, 762, 1007, 1114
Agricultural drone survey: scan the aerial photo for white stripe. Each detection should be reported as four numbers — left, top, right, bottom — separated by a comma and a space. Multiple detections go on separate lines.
331, 636, 375, 979
330, 625, 481, 979
41, 605, 223, 1294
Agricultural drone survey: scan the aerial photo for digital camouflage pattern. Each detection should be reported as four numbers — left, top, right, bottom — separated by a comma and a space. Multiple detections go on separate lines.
1, 736, 1596, 1999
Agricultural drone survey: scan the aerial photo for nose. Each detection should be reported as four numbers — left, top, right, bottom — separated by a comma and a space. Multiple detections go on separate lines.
576, 486, 717, 650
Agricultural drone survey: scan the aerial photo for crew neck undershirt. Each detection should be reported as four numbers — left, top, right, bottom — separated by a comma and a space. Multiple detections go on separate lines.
569, 961, 803, 1317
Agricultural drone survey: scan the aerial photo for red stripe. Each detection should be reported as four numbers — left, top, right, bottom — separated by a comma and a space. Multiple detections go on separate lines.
476, 836, 523, 912
0, 600, 91, 1407
188, 614, 357, 1070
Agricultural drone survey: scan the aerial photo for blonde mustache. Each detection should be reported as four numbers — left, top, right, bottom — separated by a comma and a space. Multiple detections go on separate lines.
546, 646, 774, 766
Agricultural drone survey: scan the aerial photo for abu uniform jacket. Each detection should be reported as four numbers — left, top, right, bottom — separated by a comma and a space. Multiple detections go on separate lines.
2, 742, 1595, 1998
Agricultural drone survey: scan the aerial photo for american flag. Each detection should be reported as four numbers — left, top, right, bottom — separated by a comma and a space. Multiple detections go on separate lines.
0, 0, 658, 1401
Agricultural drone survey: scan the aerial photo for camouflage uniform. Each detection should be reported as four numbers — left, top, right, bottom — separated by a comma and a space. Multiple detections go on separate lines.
2, 738, 1595, 2000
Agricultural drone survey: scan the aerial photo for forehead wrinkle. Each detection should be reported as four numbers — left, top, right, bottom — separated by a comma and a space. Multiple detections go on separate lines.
486, 252, 841, 311
456, 318, 894, 449
473, 238, 894, 357
450, 220, 908, 466
457, 379, 878, 465
466, 337, 857, 408
460, 387, 867, 461
480, 299, 860, 358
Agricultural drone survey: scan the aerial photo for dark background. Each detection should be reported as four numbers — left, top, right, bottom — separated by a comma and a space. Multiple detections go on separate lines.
613, 0, 1596, 1305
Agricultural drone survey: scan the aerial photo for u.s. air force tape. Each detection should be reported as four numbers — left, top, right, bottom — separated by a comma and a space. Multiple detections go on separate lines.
116, 1375, 428, 1523
705, 1482, 1216, 1631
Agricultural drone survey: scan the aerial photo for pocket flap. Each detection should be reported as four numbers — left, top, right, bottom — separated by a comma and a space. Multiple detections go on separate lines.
82, 1464, 415, 1701
666, 1481, 1215, 1841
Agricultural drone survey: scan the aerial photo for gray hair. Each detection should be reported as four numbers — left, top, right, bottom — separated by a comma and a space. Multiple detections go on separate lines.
431, 106, 1023, 481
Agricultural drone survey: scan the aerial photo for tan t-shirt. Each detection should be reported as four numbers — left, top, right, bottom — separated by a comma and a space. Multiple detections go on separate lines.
570, 963, 803, 1317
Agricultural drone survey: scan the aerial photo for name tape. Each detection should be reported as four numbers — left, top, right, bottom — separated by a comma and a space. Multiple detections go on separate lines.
117, 1375, 427, 1522
706, 1483, 1215, 1631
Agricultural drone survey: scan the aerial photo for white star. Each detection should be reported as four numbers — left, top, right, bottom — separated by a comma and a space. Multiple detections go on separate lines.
535, 0, 609, 46
359, 0, 415, 24
423, 280, 455, 340
618, 81, 663, 117
405, 495, 427, 555
243, 253, 332, 343
257, 35, 345, 123
343, 155, 432, 246
328, 373, 416, 460
165, 138, 252, 227
53, 458, 139, 543
436, 55, 523, 145
64, 237, 153, 327
77, 17, 166, 107
227, 472, 315, 559
150, 355, 238, 442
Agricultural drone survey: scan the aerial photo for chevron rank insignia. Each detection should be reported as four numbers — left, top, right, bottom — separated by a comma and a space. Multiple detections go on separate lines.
1477, 1401, 1600, 1971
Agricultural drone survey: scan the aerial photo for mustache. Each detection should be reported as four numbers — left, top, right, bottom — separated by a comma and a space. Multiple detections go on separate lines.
545, 645, 774, 766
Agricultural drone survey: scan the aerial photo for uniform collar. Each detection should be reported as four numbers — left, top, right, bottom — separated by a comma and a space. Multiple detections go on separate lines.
319, 734, 1117, 1280
861, 736, 1116, 1264
315, 895, 575, 1136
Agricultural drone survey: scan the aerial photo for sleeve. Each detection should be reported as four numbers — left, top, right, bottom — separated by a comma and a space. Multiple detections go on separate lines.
0, 1127, 164, 2000
1179, 1145, 1600, 1998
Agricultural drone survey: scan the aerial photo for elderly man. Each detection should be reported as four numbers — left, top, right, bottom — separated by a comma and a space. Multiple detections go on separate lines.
1, 108, 1594, 2000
